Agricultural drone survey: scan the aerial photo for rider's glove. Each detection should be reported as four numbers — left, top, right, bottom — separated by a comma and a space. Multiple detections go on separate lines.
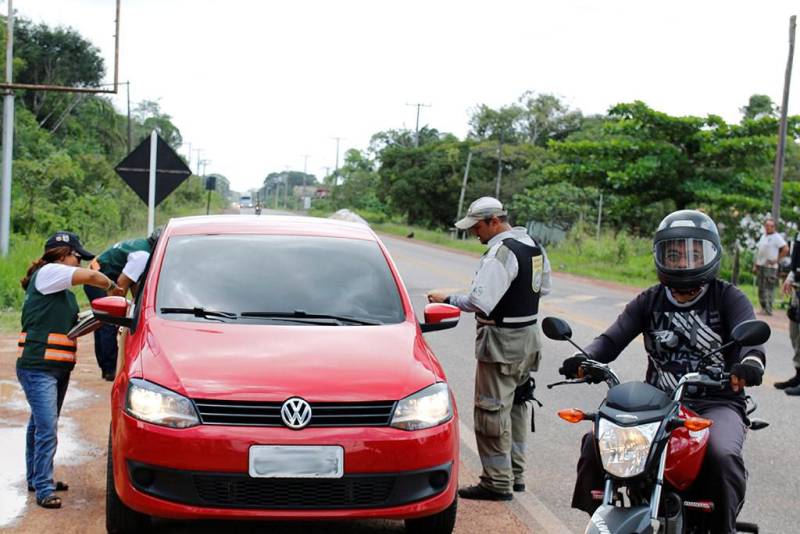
731, 360, 764, 387
559, 355, 587, 379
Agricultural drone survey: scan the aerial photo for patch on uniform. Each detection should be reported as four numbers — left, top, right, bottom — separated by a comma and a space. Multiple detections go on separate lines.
531, 255, 544, 293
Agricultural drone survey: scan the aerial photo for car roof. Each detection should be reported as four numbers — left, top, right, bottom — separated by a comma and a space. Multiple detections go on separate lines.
165, 215, 377, 241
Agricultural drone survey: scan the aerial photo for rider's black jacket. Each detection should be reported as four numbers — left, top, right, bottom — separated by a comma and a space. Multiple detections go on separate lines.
583, 279, 765, 406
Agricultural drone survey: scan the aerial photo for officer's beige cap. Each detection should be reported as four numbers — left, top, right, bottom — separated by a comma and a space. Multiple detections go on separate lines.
455, 197, 507, 229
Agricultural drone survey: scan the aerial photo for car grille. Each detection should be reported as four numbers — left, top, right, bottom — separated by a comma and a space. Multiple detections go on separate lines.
193, 474, 396, 509
193, 399, 397, 427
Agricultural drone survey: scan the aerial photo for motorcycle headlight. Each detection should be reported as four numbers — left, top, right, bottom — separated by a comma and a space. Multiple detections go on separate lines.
125, 378, 200, 428
597, 419, 660, 478
390, 383, 452, 431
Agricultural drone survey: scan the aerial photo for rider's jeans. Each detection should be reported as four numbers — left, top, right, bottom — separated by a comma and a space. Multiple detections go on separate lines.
571, 400, 746, 534
16, 367, 71, 501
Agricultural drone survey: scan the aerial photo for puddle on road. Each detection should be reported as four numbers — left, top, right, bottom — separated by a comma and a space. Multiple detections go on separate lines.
0, 381, 99, 528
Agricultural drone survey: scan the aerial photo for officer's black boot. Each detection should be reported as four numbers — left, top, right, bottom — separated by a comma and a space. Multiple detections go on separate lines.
775, 367, 800, 389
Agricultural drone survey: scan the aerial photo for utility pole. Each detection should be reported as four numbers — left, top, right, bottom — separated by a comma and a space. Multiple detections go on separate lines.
193, 148, 204, 176
283, 170, 289, 208
457, 151, 472, 223
406, 102, 431, 147
332, 137, 343, 187
772, 15, 797, 222
596, 192, 604, 240
495, 130, 504, 199
125, 80, 132, 153
0, 0, 14, 256
301, 154, 310, 191
185, 141, 192, 169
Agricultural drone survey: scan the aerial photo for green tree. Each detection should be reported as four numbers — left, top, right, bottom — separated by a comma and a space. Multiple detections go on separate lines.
740, 94, 777, 121
12, 18, 104, 126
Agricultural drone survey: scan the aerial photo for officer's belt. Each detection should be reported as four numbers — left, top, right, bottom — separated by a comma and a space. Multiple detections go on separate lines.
476, 313, 537, 328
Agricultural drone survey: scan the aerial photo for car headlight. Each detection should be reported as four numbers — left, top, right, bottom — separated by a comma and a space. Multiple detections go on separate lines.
125, 378, 200, 428
390, 383, 452, 431
597, 419, 660, 478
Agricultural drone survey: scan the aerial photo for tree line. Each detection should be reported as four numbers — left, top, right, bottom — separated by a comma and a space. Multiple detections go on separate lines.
320, 92, 800, 261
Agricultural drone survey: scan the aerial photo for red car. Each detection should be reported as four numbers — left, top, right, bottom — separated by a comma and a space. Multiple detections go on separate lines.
92, 215, 461, 533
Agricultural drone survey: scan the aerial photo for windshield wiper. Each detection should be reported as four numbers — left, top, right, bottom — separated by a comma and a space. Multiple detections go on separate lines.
160, 307, 238, 321
240, 310, 380, 325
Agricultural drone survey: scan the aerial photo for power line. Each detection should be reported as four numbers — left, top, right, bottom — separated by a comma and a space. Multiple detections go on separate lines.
406, 102, 431, 147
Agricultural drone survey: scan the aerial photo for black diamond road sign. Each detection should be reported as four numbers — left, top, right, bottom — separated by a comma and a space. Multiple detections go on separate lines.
114, 134, 192, 206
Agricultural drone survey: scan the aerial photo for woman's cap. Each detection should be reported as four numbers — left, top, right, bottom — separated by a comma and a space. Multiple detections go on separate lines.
44, 231, 95, 260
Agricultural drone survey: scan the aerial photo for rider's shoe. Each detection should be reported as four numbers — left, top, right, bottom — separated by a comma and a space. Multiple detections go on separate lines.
513, 482, 526, 492
458, 484, 512, 501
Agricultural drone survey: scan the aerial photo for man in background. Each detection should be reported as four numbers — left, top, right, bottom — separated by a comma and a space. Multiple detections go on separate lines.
753, 218, 788, 315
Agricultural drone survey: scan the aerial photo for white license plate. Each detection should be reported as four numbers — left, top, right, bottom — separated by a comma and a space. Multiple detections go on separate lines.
248, 445, 344, 478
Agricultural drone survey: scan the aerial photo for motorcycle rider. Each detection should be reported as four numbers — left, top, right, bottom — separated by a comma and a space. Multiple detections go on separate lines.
560, 210, 765, 534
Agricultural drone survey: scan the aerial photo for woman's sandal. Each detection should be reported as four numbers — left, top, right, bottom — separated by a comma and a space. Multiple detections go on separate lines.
36, 495, 62, 509
28, 481, 69, 492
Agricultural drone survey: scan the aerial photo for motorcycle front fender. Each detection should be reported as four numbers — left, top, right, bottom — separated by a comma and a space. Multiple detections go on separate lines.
586, 504, 654, 534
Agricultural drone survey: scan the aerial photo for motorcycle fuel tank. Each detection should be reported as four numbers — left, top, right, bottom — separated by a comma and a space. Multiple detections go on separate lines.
664, 404, 710, 490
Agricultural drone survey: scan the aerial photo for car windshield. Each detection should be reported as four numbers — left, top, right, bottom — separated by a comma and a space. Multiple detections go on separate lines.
155, 234, 405, 325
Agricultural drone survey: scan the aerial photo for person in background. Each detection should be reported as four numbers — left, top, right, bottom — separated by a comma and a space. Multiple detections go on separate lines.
85, 229, 159, 381
753, 218, 788, 315
428, 196, 551, 501
17, 231, 115, 509
776, 231, 800, 394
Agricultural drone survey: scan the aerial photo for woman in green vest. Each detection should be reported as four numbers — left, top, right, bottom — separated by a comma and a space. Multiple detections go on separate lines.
17, 231, 116, 509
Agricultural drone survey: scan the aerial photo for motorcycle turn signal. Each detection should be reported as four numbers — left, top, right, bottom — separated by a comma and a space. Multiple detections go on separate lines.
558, 408, 593, 423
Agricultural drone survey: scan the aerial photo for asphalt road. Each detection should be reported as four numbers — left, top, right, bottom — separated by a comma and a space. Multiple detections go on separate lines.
380, 233, 800, 534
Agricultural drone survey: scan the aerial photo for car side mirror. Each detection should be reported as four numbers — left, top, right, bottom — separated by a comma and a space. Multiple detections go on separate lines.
92, 296, 133, 329
731, 319, 770, 346
542, 316, 572, 340
420, 303, 460, 333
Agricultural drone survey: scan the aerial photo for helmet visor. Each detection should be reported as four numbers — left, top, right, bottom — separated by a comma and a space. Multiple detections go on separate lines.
655, 238, 718, 271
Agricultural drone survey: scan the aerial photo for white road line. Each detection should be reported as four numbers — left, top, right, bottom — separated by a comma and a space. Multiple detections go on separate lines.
459, 421, 574, 534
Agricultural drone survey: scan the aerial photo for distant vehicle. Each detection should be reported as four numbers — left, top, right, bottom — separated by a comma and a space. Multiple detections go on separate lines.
239, 195, 253, 209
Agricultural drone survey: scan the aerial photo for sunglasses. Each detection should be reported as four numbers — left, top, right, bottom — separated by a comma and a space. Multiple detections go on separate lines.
71, 251, 82, 260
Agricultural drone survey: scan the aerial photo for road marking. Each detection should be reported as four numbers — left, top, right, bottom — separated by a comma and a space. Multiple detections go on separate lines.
459, 422, 574, 534
565, 295, 597, 302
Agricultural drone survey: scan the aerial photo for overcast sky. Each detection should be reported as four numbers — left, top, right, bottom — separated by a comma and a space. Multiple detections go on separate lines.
8, 0, 800, 192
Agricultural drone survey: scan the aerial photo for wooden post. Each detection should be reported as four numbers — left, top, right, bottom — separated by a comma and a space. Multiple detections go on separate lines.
772, 15, 797, 223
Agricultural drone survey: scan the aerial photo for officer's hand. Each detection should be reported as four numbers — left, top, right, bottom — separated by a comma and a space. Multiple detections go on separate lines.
559, 355, 587, 379
730, 360, 764, 392
427, 291, 448, 304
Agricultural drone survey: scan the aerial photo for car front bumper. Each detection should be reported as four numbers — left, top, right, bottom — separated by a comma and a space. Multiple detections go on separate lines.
112, 412, 458, 520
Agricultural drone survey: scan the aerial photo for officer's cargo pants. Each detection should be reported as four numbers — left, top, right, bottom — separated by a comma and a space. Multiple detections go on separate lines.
473, 324, 540, 493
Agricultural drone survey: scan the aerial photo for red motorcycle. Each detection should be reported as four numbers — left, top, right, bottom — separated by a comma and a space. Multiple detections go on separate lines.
542, 316, 770, 534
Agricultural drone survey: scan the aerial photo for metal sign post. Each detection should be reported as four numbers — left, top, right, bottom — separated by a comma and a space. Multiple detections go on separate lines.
147, 131, 157, 234
0, 0, 14, 256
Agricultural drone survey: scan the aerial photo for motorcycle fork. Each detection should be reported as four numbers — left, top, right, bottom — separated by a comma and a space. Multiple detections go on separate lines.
649, 438, 670, 520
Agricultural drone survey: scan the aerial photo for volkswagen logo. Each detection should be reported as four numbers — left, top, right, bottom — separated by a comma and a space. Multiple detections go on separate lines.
281, 397, 312, 429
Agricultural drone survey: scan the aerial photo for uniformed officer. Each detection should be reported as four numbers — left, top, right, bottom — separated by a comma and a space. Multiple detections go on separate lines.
17, 231, 115, 508
777, 232, 800, 394
84, 229, 159, 380
428, 197, 551, 501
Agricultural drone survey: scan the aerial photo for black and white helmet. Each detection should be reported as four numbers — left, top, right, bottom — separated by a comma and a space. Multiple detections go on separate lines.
653, 210, 721, 290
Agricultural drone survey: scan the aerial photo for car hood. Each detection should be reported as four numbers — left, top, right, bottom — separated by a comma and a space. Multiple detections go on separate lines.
138, 318, 438, 402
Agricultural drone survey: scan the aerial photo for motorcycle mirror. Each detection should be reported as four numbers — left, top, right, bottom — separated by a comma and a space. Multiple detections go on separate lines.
731, 319, 771, 346
542, 317, 572, 340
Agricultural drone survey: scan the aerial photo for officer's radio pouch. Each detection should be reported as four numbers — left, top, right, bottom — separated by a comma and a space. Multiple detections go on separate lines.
513, 374, 543, 432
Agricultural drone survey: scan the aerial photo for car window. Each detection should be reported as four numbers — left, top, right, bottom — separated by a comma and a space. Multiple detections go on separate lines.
155, 234, 405, 325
